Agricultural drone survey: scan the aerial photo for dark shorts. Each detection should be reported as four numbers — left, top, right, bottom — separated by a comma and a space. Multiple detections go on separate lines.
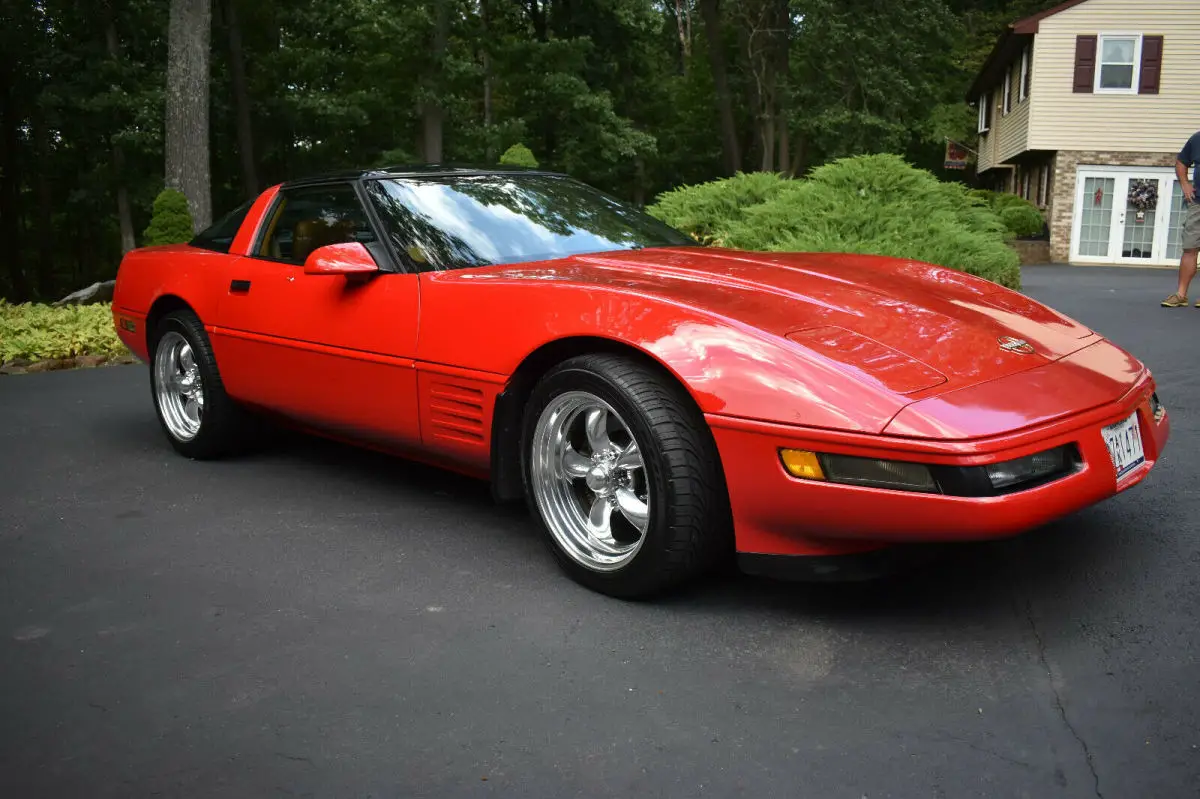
1184, 203, 1200, 252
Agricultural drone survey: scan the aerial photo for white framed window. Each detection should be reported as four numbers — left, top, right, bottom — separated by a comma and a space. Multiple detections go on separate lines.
1095, 33, 1142, 93
1003, 68, 1012, 114
1019, 47, 1029, 102
977, 92, 990, 133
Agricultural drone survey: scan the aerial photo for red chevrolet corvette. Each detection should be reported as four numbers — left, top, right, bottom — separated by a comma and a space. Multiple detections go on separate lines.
112, 166, 1169, 596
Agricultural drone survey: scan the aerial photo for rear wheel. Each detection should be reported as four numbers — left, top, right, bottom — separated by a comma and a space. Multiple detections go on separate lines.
149, 310, 247, 459
522, 354, 731, 598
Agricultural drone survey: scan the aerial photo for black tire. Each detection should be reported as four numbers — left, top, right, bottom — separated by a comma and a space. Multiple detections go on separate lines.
520, 353, 732, 598
148, 310, 248, 459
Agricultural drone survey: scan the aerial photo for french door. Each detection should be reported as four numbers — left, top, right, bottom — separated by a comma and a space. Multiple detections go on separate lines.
1071, 166, 1188, 266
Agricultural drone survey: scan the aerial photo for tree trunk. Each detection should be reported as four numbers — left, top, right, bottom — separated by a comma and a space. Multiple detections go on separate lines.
104, 4, 137, 253
528, 0, 547, 41
421, 0, 448, 163
166, 0, 212, 232
759, 105, 775, 172
698, 0, 740, 175
481, 0, 493, 161
0, 53, 28, 301
224, 0, 258, 198
675, 0, 691, 72
790, 129, 806, 177
774, 0, 790, 175
33, 113, 55, 299
776, 113, 790, 176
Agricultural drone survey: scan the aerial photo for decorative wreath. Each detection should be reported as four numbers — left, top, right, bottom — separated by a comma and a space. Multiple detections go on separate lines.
1128, 179, 1158, 211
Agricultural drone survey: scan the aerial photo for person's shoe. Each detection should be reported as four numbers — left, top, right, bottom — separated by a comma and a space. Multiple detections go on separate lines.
1161, 293, 1189, 307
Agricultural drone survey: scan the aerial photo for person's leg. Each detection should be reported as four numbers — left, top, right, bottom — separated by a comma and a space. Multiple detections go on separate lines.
1180, 247, 1198, 298
1164, 204, 1200, 306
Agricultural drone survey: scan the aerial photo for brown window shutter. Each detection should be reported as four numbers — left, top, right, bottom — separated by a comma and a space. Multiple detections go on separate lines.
984, 90, 992, 128
1139, 35, 1163, 94
1073, 35, 1097, 93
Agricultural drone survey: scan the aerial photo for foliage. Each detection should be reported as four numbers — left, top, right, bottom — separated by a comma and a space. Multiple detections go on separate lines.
499, 143, 539, 168
648, 154, 1021, 288
969, 189, 1046, 238
999, 205, 1046, 238
142, 189, 196, 246
2, 0, 1044, 303
647, 172, 788, 244
0, 301, 128, 362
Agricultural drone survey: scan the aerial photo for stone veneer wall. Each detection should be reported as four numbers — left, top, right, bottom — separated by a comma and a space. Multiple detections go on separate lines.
1048, 150, 1178, 263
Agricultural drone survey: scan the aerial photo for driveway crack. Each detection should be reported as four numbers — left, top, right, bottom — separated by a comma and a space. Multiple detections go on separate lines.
1023, 596, 1103, 799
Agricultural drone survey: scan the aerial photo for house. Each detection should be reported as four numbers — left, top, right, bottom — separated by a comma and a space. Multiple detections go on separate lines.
967, 0, 1200, 266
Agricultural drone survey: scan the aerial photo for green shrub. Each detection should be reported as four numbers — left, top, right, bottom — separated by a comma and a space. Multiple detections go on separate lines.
999, 204, 1045, 238
499, 143, 539, 169
646, 171, 789, 245
969, 188, 1045, 238
647, 154, 1021, 288
142, 188, 195, 246
0, 300, 128, 362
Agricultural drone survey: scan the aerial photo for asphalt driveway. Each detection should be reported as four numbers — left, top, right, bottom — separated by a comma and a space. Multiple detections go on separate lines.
1, 265, 1197, 798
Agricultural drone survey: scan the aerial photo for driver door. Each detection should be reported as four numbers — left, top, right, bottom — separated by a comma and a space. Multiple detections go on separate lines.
213, 181, 422, 449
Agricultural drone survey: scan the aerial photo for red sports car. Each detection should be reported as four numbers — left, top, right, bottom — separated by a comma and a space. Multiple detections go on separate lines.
111, 166, 1170, 597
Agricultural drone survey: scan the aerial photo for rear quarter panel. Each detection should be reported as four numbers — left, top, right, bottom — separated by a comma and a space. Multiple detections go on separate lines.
111, 186, 278, 360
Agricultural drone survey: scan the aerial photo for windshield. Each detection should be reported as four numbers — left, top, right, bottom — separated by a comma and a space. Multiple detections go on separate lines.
362, 173, 695, 270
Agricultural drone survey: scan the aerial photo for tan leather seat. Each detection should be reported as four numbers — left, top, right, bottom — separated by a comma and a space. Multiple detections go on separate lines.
292, 218, 355, 263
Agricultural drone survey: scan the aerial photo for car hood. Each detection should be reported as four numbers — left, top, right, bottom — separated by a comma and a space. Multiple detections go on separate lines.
561, 247, 1096, 400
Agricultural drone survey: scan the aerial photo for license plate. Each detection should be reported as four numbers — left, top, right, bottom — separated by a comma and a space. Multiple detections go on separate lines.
1101, 411, 1145, 481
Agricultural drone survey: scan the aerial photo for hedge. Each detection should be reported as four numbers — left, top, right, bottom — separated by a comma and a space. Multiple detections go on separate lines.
647, 154, 1021, 289
969, 189, 1046, 238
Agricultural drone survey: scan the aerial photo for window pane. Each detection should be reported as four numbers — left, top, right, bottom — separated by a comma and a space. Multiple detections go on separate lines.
191, 199, 254, 254
260, 184, 376, 264
364, 174, 695, 271
1167, 182, 1186, 261
1079, 177, 1115, 257
1121, 179, 1159, 259
1102, 38, 1135, 63
1099, 64, 1134, 89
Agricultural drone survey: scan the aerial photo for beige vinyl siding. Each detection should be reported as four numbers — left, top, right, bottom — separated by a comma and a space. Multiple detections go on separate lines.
977, 59, 1030, 173
978, 134, 995, 172
1028, 0, 1200, 152
998, 94, 1031, 163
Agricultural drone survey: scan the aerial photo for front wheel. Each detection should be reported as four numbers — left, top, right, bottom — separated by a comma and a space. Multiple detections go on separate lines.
522, 354, 731, 598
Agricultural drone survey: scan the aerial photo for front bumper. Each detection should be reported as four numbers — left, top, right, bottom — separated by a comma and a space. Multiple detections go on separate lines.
708, 374, 1169, 558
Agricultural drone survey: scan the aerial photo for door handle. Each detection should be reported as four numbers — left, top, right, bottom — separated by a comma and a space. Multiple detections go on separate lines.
230, 279, 251, 293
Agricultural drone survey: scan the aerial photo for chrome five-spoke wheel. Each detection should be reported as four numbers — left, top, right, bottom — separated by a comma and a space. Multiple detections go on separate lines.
530, 391, 651, 572
154, 331, 205, 442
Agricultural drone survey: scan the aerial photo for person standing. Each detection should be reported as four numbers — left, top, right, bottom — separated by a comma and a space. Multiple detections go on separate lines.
1162, 130, 1200, 307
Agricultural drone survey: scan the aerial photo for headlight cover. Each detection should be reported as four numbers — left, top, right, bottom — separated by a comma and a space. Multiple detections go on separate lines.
985, 447, 1069, 490
819, 453, 940, 493
779, 444, 1079, 496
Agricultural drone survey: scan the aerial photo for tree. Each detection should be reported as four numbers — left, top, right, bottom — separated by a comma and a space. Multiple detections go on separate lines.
143, 188, 195, 245
165, 0, 212, 232
499, 143, 539, 167
0, 0, 1048, 303
698, 0, 740, 175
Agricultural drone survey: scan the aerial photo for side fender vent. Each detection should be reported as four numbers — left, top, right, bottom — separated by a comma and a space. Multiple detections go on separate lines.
429, 381, 486, 443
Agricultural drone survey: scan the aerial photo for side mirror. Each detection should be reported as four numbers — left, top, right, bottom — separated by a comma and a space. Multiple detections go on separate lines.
303, 242, 380, 277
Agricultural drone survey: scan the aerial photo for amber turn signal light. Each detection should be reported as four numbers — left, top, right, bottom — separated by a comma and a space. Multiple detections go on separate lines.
779, 449, 826, 480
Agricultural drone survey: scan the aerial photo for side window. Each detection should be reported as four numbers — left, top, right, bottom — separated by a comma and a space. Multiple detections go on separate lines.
191, 198, 254, 253
256, 183, 377, 265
